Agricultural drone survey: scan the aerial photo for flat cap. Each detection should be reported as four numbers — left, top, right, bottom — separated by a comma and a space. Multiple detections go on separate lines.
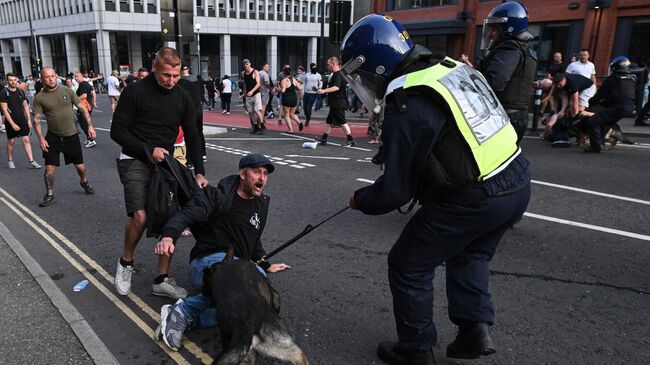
239, 153, 275, 173
181, 62, 191, 71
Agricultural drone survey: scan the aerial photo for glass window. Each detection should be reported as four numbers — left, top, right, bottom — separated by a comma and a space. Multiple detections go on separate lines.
527, 23, 571, 74
629, 19, 650, 65
387, 0, 457, 11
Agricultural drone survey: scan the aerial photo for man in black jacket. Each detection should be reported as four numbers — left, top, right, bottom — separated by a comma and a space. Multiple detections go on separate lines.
342, 15, 531, 364
478, 2, 537, 144
110, 47, 208, 300
154, 153, 290, 352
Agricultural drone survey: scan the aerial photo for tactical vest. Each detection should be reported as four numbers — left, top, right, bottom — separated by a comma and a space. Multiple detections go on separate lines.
615, 73, 636, 101
385, 58, 520, 197
483, 40, 537, 110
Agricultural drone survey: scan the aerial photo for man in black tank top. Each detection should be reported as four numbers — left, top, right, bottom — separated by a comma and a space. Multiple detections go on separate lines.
242, 59, 265, 134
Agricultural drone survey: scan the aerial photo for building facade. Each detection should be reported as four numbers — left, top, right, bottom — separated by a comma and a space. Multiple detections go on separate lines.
371, 0, 650, 77
0, 0, 353, 80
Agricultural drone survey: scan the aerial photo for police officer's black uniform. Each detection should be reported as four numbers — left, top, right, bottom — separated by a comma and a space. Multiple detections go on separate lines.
353, 46, 532, 361
479, 38, 537, 144
583, 72, 636, 152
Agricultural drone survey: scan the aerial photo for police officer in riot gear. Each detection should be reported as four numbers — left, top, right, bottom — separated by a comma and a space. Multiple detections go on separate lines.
581, 56, 637, 153
343, 14, 532, 365
478, 1, 537, 144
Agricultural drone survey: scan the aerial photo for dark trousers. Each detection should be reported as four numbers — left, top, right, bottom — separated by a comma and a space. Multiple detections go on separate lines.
587, 100, 635, 150
507, 110, 529, 145
76, 109, 93, 141
303, 93, 318, 122
387, 181, 531, 351
207, 92, 215, 109
221, 93, 231, 112
314, 94, 324, 110
186, 108, 206, 163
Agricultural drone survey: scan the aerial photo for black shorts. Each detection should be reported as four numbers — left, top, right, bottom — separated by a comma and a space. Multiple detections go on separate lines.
116, 158, 152, 216
43, 132, 83, 166
326, 107, 347, 126
4, 120, 30, 139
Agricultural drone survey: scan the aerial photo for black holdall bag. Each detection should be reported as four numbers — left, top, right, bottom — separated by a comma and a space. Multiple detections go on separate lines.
145, 153, 197, 238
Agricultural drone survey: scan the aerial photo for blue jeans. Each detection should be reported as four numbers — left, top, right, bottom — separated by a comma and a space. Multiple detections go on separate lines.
177, 252, 267, 328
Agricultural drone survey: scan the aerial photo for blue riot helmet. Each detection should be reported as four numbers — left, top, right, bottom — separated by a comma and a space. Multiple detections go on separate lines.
480, 2, 531, 50
340, 14, 414, 114
610, 56, 631, 73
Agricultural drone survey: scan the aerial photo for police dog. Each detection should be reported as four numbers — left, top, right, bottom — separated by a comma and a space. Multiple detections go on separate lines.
202, 256, 309, 365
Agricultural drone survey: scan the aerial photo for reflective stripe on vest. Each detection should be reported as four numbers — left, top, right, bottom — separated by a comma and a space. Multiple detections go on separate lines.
386, 58, 519, 180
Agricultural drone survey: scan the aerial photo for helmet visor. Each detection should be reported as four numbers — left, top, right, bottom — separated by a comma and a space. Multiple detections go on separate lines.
480, 17, 506, 50
341, 56, 383, 114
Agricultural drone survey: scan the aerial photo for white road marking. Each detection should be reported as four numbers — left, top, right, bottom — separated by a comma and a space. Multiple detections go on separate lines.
285, 154, 350, 160
279, 133, 372, 151
532, 180, 650, 206
0, 188, 210, 364
523, 212, 650, 242
355, 178, 650, 242
94, 127, 111, 132
206, 143, 314, 169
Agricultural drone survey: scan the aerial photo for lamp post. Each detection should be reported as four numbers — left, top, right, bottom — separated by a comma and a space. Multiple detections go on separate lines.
24, 0, 41, 75
194, 23, 202, 78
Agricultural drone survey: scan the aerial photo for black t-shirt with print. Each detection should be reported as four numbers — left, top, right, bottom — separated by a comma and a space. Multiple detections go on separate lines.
327, 71, 348, 108
0, 88, 28, 125
198, 193, 269, 261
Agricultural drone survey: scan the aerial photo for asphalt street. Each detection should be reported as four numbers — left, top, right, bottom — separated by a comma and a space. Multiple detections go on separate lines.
0, 94, 649, 365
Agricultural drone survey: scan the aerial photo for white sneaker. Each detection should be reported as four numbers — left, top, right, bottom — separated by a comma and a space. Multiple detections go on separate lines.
28, 160, 42, 169
7, 160, 15, 169
85, 140, 97, 148
226, 112, 230, 115
114, 259, 134, 295
153, 277, 188, 299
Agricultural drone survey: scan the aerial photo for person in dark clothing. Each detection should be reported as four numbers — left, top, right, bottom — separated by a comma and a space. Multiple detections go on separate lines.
110, 47, 209, 300
280, 66, 304, 133
553, 72, 594, 118
317, 56, 355, 146
177, 63, 207, 163
478, 2, 537, 144
341, 15, 531, 365
154, 153, 291, 352
74, 72, 97, 148
581, 56, 637, 153
547, 52, 566, 78
205, 75, 216, 111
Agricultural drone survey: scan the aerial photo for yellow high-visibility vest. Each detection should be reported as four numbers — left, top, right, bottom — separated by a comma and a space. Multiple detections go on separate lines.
385, 57, 520, 180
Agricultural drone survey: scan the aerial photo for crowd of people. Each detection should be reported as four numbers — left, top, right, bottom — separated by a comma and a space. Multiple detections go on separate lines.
537, 49, 647, 152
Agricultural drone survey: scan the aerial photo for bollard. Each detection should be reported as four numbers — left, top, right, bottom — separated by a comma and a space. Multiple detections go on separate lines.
531, 86, 543, 132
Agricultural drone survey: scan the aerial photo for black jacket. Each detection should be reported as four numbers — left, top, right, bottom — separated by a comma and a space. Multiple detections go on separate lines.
110, 73, 205, 174
160, 175, 271, 269
354, 51, 530, 215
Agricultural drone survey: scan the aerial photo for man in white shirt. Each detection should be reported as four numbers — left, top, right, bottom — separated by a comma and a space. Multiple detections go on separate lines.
107, 70, 122, 112
566, 49, 597, 113
302, 63, 322, 126
259, 64, 272, 118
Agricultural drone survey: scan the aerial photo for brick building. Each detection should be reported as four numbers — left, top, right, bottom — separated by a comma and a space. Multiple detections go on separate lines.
370, 0, 650, 77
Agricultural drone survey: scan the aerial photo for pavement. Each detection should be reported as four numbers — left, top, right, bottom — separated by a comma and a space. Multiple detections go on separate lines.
1, 97, 649, 364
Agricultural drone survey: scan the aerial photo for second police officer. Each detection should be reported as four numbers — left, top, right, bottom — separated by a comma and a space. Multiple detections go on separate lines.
343, 14, 531, 365
478, 1, 537, 144
580, 56, 637, 153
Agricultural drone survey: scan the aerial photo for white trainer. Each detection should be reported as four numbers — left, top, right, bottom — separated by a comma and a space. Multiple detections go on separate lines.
114, 259, 134, 295
153, 277, 188, 299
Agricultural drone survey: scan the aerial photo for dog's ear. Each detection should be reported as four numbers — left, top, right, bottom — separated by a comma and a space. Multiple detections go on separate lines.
270, 286, 281, 314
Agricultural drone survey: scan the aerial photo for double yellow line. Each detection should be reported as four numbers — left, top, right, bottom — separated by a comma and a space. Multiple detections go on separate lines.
0, 186, 213, 365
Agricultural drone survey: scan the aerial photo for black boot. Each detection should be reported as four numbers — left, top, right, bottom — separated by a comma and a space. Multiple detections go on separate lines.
377, 342, 435, 365
446, 322, 496, 359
